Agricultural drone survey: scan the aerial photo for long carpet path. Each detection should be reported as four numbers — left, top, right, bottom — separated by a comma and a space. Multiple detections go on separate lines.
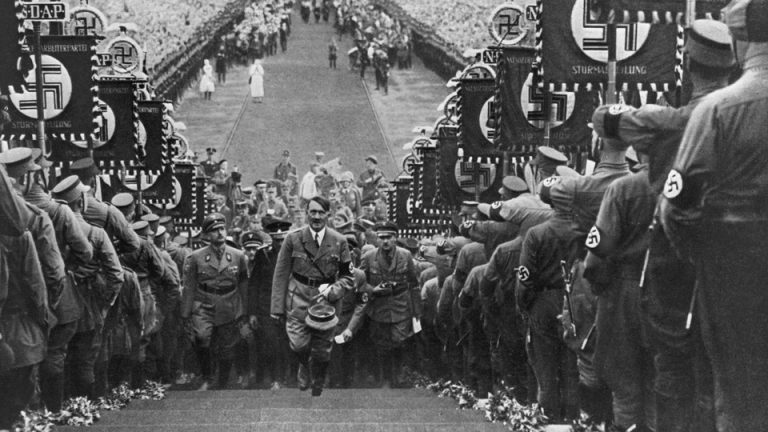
174, 9, 448, 184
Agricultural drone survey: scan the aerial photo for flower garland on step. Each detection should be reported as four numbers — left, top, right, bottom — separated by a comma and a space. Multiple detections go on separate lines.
13, 381, 167, 432
402, 369, 603, 432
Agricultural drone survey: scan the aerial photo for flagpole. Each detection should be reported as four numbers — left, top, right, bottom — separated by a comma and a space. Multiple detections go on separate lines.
606, 22, 618, 104
33, 22, 46, 154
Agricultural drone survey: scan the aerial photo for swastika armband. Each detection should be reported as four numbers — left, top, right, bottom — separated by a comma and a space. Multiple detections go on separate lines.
356, 291, 370, 304
663, 169, 702, 209
585, 226, 601, 249
517, 266, 531, 282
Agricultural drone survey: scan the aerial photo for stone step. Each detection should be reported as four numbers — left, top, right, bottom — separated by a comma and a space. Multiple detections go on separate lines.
164, 388, 439, 399
94, 408, 485, 426
57, 422, 510, 432
128, 396, 455, 410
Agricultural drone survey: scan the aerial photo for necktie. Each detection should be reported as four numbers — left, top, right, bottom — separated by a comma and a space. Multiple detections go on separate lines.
315, 231, 321, 248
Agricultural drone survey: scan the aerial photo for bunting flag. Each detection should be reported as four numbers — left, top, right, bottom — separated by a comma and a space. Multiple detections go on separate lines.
438, 130, 503, 206
603, 0, 728, 23
495, 47, 598, 154
2, 35, 99, 141
137, 100, 170, 171
536, 0, 682, 92
147, 162, 196, 219
457, 77, 498, 157
0, 0, 26, 95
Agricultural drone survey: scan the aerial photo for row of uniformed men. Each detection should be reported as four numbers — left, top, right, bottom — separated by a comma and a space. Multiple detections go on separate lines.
410, 8, 768, 432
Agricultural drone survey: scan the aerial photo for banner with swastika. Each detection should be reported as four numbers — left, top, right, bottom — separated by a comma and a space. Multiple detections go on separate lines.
137, 100, 170, 171
457, 78, 498, 157
437, 130, 503, 206
601, 0, 728, 23
147, 162, 197, 219
536, 0, 681, 92
2, 35, 99, 141
495, 47, 597, 154
0, 0, 27, 96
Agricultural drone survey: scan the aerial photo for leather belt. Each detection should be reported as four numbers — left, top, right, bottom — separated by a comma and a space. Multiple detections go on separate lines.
292, 272, 334, 287
199, 283, 236, 296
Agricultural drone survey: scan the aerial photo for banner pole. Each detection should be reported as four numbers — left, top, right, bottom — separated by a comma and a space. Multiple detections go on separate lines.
606, 22, 618, 104
33, 22, 46, 154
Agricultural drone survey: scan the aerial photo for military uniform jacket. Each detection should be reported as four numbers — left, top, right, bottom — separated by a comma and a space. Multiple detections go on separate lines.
182, 244, 249, 325
357, 168, 385, 197
22, 201, 66, 321
274, 161, 297, 181
360, 246, 419, 324
83, 195, 141, 253
270, 226, 353, 320
201, 160, 218, 178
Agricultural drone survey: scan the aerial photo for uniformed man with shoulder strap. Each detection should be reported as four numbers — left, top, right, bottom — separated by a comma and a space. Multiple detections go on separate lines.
271, 196, 354, 396
52, 176, 124, 399
2, 148, 93, 411
182, 213, 249, 390
69, 157, 141, 253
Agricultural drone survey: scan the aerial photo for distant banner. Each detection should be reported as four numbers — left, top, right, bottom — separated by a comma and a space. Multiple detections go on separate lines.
537, 0, 681, 91
458, 78, 498, 157
137, 100, 169, 171
420, 147, 438, 208
0, 0, 26, 95
147, 162, 196, 218
438, 133, 502, 206
106, 167, 174, 203
49, 79, 139, 165
389, 176, 413, 229
2, 36, 99, 141
604, 0, 728, 23
495, 47, 597, 154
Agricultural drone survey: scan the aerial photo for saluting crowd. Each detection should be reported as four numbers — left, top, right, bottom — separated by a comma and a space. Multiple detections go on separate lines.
1, 1, 768, 432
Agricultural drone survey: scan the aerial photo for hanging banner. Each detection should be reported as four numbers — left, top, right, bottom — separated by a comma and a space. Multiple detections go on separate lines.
108, 166, 174, 203
420, 147, 439, 208
603, 0, 728, 23
147, 162, 196, 218
457, 78, 498, 157
49, 78, 139, 165
0, 0, 26, 95
137, 100, 169, 171
2, 35, 99, 141
389, 176, 413, 230
438, 133, 503, 206
495, 47, 597, 154
536, 0, 682, 91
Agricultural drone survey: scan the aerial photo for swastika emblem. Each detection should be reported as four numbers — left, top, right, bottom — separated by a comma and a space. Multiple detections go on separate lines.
491, 201, 502, 209
455, 161, 497, 195
71, 99, 115, 149
570, 0, 651, 63
9, 55, 72, 120
479, 96, 497, 143
69, 6, 106, 36
521, 73, 575, 129
107, 37, 143, 74
586, 226, 601, 249
663, 169, 683, 199
121, 170, 158, 192
518, 266, 530, 281
488, 3, 535, 47
542, 176, 561, 187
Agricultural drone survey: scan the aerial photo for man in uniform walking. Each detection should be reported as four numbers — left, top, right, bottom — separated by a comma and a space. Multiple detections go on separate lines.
357, 222, 419, 387
271, 196, 354, 396
661, 2, 768, 428
182, 213, 250, 390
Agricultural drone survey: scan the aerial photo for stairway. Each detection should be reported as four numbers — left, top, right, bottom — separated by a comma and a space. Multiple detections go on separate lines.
56, 388, 509, 431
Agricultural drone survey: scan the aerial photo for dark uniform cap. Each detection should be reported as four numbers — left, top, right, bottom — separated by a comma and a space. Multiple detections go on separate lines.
202, 212, 227, 233
111, 192, 134, 209
361, 196, 377, 207
231, 171, 242, 181
253, 179, 267, 187
241, 231, 264, 248
365, 155, 378, 164
69, 157, 100, 178
263, 216, 292, 234
686, 19, 736, 68
0, 147, 41, 177
242, 187, 254, 195
591, 104, 637, 142
374, 221, 398, 237
205, 147, 216, 154
131, 220, 153, 237
501, 175, 529, 193
725, 0, 768, 42
235, 200, 250, 208
305, 303, 339, 331
282, 149, 290, 157
51, 175, 90, 203
531, 146, 568, 169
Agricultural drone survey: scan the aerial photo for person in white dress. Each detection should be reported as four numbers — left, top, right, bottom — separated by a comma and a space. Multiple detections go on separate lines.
249, 58, 265, 103
199, 59, 215, 100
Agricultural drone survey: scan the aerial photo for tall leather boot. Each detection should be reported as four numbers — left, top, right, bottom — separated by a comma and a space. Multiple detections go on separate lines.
218, 359, 233, 389
196, 348, 212, 390
391, 348, 405, 388
41, 373, 65, 412
311, 360, 329, 397
295, 351, 310, 391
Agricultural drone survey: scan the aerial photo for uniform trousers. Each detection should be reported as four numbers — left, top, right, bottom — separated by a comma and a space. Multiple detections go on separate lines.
40, 321, 78, 410
66, 325, 103, 398
0, 365, 37, 428
695, 221, 768, 432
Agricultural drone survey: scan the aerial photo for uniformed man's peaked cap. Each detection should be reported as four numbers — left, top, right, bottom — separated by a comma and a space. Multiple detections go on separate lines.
131, 220, 153, 237
111, 192, 134, 209
202, 212, 226, 233
531, 146, 568, 166
686, 20, 736, 68
305, 303, 338, 331
374, 221, 398, 237
725, 0, 768, 42
241, 231, 265, 248
0, 147, 40, 177
51, 175, 90, 204
502, 175, 528, 193
69, 157, 100, 178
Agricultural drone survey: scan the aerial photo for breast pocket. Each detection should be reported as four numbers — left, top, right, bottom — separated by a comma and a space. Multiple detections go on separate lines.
291, 251, 308, 268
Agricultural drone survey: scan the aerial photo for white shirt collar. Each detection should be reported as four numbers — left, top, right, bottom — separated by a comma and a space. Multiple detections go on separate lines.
310, 226, 326, 245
